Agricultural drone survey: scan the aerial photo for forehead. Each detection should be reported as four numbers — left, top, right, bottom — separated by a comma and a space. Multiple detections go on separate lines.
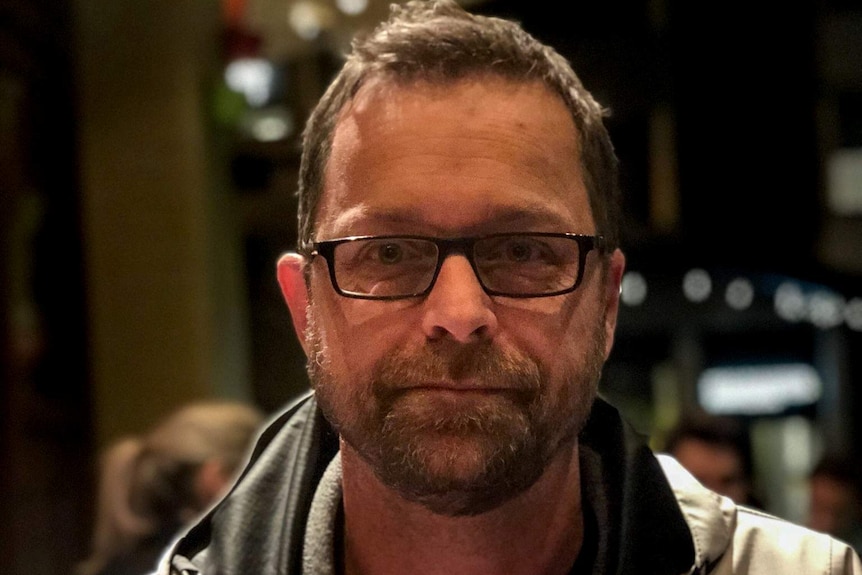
317, 76, 591, 237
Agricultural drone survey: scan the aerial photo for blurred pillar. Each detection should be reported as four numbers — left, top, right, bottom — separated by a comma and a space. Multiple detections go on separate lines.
670, 324, 703, 409
813, 327, 852, 456
74, 0, 251, 446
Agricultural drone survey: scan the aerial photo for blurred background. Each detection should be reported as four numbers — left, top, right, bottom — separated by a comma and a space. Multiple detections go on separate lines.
2, 0, 862, 572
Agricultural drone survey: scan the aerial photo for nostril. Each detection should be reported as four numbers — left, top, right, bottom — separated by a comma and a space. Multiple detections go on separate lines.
426, 320, 490, 343
421, 293, 498, 343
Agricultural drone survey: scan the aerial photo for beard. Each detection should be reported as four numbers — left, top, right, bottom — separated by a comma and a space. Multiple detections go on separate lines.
306, 312, 607, 516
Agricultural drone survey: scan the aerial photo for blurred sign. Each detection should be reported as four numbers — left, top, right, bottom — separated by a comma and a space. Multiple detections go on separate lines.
698, 363, 822, 415
827, 147, 862, 216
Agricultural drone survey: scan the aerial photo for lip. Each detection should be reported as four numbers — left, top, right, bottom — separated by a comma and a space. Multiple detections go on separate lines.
405, 382, 516, 394
409, 380, 511, 392
382, 384, 526, 406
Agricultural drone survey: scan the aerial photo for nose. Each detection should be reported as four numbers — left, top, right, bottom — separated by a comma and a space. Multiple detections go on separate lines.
421, 255, 498, 343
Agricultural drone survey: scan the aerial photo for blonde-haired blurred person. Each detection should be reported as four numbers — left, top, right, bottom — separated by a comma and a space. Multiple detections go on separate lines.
77, 401, 265, 575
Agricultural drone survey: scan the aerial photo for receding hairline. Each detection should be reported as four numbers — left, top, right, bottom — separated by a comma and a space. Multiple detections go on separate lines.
334, 72, 579, 132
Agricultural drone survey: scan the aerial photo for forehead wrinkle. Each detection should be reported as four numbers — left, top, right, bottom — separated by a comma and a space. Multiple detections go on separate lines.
318, 202, 587, 239
321, 151, 586, 236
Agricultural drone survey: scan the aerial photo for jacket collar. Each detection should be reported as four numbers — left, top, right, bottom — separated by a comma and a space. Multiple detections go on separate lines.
654, 453, 736, 573
578, 398, 695, 575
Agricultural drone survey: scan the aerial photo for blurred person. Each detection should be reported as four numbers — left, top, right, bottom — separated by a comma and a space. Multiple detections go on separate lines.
77, 400, 264, 575
808, 453, 862, 554
663, 411, 763, 508
158, 1, 860, 573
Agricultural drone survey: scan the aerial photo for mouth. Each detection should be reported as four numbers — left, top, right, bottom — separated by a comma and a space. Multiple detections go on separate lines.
391, 384, 526, 405
412, 388, 509, 399
407, 379, 517, 392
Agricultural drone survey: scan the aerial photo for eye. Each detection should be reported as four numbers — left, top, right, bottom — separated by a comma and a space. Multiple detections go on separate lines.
505, 241, 535, 262
475, 236, 549, 263
377, 242, 404, 264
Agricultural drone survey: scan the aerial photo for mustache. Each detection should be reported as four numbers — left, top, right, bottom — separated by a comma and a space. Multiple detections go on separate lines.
370, 341, 543, 396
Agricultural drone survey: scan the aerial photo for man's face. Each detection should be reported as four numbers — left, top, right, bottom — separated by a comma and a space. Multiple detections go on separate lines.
279, 77, 625, 515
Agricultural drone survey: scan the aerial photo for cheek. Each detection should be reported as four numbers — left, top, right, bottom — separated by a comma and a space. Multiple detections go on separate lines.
496, 292, 591, 344
498, 296, 569, 316
343, 299, 417, 328
311, 268, 419, 327
309, 278, 418, 372
497, 294, 603, 375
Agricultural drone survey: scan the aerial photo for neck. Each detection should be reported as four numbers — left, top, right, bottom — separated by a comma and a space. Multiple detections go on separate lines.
339, 440, 584, 575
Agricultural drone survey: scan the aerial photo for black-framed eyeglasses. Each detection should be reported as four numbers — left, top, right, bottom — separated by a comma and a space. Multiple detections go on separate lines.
302, 232, 605, 300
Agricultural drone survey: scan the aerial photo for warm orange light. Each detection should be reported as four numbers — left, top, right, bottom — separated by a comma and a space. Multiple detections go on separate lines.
223, 0, 247, 26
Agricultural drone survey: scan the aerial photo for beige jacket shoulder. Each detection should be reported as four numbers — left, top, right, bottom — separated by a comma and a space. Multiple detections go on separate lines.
658, 454, 862, 575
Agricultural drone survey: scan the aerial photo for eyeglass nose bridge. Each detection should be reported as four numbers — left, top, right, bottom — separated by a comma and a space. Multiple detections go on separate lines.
424, 237, 488, 295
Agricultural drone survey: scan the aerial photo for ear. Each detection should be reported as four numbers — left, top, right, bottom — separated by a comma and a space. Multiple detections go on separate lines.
277, 252, 311, 356
602, 248, 626, 359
